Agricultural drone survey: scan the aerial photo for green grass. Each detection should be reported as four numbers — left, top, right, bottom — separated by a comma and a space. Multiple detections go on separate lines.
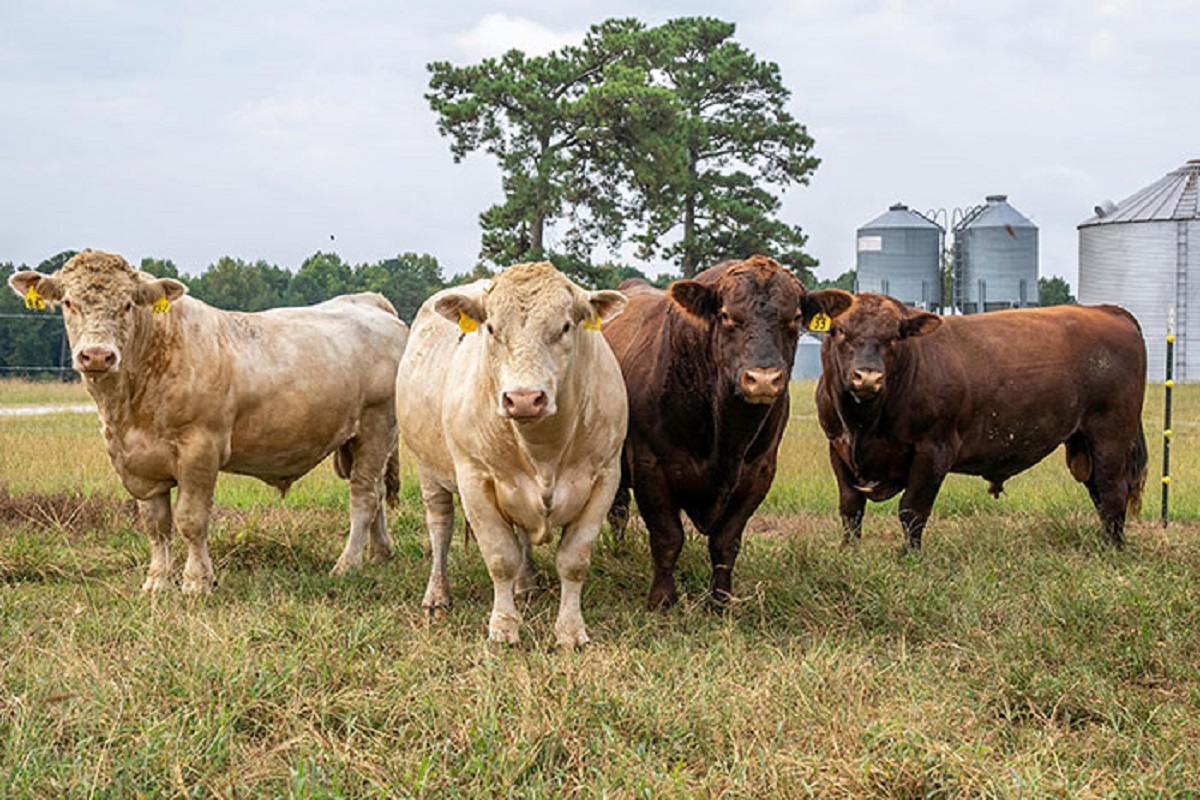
2, 381, 1199, 796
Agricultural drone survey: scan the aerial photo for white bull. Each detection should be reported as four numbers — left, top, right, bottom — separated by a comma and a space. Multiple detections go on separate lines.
8, 249, 409, 592
396, 262, 626, 647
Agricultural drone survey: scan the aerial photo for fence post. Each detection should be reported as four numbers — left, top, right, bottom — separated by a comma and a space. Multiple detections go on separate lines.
1161, 308, 1175, 528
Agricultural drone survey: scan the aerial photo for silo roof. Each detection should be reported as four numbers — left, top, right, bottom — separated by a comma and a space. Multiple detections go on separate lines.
1080, 159, 1200, 227
957, 194, 1037, 230
860, 203, 943, 231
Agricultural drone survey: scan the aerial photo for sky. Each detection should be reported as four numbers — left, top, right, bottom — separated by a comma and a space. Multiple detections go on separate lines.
3, 1, 1198, 290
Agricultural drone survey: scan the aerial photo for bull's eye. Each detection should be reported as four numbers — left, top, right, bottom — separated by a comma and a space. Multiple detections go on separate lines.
62, 298, 74, 313
718, 310, 738, 328
486, 323, 494, 335
561, 321, 571, 336
121, 301, 133, 315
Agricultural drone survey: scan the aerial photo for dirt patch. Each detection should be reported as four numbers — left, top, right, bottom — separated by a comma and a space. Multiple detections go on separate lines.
0, 486, 134, 539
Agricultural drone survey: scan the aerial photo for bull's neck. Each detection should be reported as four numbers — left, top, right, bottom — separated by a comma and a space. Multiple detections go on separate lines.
83, 308, 180, 425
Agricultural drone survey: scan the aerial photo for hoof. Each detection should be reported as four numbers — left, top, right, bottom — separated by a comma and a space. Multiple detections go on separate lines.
140, 574, 172, 594
555, 625, 591, 650
329, 560, 359, 577
487, 626, 521, 646
180, 574, 214, 595
367, 546, 393, 565
423, 603, 449, 620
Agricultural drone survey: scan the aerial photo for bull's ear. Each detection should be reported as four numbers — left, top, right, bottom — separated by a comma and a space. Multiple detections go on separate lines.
668, 279, 718, 320
134, 277, 188, 311
8, 271, 62, 305
434, 292, 487, 333
581, 289, 626, 328
899, 310, 941, 339
800, 289, 853, 330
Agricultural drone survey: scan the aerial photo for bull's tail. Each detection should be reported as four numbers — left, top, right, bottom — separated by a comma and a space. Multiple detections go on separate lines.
385, 446, 400, 509
1127, 423, 1148, 518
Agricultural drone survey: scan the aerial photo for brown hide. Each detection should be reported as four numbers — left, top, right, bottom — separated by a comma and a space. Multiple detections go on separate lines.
816, 294, 1148, 548
603, 255, 851, 609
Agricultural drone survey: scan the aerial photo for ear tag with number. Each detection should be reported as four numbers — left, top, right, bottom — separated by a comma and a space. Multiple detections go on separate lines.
807, 312, 832, 332
584, 316, 602, 331
152, 296, 171, 314
457, 309, 478, 334
24, 286, 46, 310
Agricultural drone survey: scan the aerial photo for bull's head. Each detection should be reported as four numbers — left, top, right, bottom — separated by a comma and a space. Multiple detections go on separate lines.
434, 262, 626, 421
668, 255, 853, 405
7, 250, 188, 376
822, 293, 941, 404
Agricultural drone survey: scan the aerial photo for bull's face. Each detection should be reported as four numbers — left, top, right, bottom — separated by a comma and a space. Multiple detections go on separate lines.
435, 262, 626, 421
668, 255, 853, 405
823, 293, 941, 404
7, 250, 188, 376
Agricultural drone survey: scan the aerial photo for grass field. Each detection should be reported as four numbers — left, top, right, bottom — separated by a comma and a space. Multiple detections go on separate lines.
1, 378, 1198, 796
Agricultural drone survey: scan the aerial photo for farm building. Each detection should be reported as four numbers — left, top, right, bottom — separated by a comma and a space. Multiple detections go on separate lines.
952, 194, 1039, 313
1079, 159, 1199, 382
855, 203, 944, 310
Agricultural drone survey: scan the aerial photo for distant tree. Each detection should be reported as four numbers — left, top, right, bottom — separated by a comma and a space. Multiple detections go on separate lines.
816, 269, 856, 292
191, 257, 288, 312
37, 251, 77, 273
1038, 275, 1076, 307
356, 253, 445, 323
139, 257, 180, 279
288, 252, 355, 306
631, 18, 819, 278
426, 18, 676, 267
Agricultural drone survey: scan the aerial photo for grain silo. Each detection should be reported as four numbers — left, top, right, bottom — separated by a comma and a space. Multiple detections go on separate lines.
856, 203, 944, 309
790, 333, 823, 380
952, 194, 1038, 313
1079, 159, 1199, 382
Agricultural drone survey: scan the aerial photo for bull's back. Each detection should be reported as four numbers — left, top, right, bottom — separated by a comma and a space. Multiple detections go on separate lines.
218, 297, 408, 475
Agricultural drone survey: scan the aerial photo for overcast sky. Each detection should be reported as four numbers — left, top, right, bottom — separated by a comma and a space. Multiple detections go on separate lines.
3, 1, 1197, 290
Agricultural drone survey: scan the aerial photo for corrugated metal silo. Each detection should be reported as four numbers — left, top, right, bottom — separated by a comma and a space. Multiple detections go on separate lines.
856, 203, 944, 309
790, 333, 823, 380
1079, 159, 1199, 382
953, 194, 1039, 313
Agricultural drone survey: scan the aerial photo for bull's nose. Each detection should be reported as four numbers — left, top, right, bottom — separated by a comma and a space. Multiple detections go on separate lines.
77, 346, 117, 373
850, 368, 884, 396
502, 389, 549, 419
739, 368, 786, 403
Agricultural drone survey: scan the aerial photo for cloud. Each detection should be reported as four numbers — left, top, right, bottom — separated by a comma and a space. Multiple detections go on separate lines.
453, 13, 583, 60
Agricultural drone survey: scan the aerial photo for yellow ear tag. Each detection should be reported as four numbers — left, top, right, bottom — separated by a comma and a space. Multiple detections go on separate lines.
457, 309, 478, 334
584, 316, 602, 331
807, 312, 831, 332
152, 296, 171, 314
24, 286, 46, 310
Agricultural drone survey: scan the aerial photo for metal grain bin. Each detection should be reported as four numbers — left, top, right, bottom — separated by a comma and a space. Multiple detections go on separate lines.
856, 203, 944, 309
953, 194, 1038, 313
791, 333, 823, 380
1079, 159, 1199, 382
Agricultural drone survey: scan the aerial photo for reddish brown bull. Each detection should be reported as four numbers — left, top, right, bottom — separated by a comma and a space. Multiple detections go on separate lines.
604, 255, 853, 609
816, 293, 1148, 549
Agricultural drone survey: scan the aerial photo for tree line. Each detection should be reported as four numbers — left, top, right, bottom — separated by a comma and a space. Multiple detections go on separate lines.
0, 249, 676, 377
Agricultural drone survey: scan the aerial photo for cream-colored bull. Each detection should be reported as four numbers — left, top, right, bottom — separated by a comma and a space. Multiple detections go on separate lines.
397, 262, 626, 647
8, 250, 409, 593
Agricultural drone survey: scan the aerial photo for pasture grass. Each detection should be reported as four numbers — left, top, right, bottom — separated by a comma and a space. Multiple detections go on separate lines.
1, 380, 1199, 796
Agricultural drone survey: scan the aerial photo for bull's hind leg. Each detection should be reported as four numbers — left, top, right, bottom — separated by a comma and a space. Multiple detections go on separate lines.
1073, 429, 1140, 548
332, 409, 397, 575
606, 453, 633, 542
419, 472, 456, 616
139, 492, 173, 593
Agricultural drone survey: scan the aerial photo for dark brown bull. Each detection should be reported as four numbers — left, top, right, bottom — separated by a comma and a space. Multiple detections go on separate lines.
815, 293, 1148, 549
603, 255, 853, 609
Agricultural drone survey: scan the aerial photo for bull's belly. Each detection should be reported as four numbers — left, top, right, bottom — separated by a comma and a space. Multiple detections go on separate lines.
222, 443, 338, 483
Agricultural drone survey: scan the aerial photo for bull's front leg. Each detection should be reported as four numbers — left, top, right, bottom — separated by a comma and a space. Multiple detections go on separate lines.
460, 479, 524, 644
633, 466, 687, 611
171, 439, 222, 594
554, 467, 620, 648
898, 446, 951, 550
138, 492, 173, 593
829, 443, 866, 545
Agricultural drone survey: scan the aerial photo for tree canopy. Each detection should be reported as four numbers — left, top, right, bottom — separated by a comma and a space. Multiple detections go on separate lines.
426, 16, 819, 280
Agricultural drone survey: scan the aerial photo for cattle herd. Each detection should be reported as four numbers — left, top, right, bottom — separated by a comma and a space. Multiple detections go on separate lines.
9, 250, 1149, 647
